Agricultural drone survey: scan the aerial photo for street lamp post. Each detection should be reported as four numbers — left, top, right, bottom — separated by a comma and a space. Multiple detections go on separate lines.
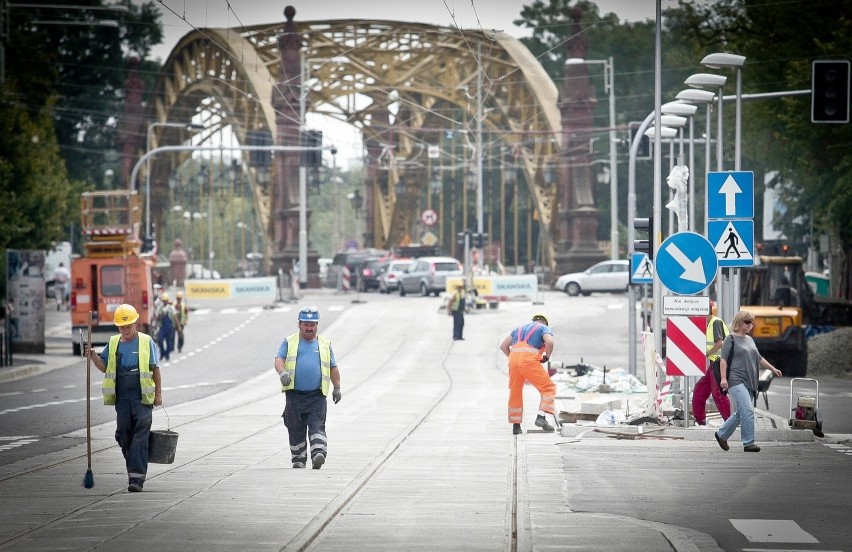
145, 121, 203, 244
703, 53, 746, 318
565, 56, 619, 259
675, 89, 717, 234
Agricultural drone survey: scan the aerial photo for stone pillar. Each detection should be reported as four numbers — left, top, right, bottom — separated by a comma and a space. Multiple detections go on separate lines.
270, 6, 320, 286
554, 8, 606, 275
169, 239, 188, 287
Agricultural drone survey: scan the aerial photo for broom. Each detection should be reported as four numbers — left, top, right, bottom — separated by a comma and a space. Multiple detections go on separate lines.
82, 311, 95, 489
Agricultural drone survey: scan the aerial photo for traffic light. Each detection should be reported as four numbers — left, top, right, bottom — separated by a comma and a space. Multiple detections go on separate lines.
812, 60, 850, 123
633, 217, 654, 260
629, 121, 651, 159
472, 233, 488, 248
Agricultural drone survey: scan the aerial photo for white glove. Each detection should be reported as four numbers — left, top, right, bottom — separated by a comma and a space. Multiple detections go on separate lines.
279, 371, 291, 386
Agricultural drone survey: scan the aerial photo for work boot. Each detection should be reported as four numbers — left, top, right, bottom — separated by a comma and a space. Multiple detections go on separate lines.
292, 462, 306, 468
743, 444, 761, 452
512, 424, 522, 435
128, 482, 143, 492
535, 415, 555, 432
312, 453, 325, 470
714, 432, 729, 451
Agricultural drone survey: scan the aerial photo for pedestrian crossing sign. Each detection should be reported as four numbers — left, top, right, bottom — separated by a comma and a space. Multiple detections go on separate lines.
630, 252, 654, 284
708, 219, 754, 267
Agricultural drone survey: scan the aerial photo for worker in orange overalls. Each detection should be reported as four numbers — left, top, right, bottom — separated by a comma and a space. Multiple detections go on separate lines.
499, 312, 556, 435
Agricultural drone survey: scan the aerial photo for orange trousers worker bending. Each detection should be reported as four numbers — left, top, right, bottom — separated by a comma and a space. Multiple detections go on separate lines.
499, 313, 556, 435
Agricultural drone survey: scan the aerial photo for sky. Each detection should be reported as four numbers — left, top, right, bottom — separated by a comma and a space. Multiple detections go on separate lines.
149, 0, 680, 62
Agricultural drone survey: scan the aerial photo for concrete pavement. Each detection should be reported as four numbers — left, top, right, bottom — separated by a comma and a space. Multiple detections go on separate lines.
0, 292, 838, 551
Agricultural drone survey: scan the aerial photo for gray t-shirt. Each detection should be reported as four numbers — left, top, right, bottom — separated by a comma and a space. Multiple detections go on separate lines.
721, 334, 762, 395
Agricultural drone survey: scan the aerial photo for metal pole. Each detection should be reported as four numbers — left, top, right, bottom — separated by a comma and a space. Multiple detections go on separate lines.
299, 53, 308, 288
652, 0, 663, 368
732, 66, 743, 316
688, 115, 695, 232
476, 43, 484, 247
704, 103, 712, 235
627, 110, 657, 377
608, 57, 619, 260
714, 85, 726, 322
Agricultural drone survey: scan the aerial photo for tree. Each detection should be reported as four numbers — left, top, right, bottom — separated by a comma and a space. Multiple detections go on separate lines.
668, 0, 852, 298
1, 0, 164, 296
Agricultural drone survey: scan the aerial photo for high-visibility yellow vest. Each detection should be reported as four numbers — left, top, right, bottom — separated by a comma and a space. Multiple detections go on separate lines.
280, 332, 332, 396
102, 333, 155, 405
706, 316, 730, 361
450, 290, 464, 311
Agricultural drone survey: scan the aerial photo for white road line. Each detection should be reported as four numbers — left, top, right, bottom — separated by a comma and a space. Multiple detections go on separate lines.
220, 308, 237, 314
193, 309, 212, 315
730, 519, 819, 544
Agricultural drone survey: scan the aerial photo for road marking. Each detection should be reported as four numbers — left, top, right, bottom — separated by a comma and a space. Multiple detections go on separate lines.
730, 519, 819, 544
0, 436, 39, 452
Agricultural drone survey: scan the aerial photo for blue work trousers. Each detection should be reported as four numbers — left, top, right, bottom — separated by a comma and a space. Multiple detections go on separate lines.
115, 398, 153, 485
157, 327, 175, 360
283, 390, 328, 465
717, 383, 756, 447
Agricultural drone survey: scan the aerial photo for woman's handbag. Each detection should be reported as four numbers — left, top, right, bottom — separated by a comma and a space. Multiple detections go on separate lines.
712, 336, 735, 392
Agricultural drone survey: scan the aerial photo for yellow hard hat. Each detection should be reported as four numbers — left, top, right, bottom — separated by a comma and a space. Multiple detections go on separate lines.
114, 304, 139, 326
160, 292, 170, 302
532, 312, 549, 326
175, 291, 184, 299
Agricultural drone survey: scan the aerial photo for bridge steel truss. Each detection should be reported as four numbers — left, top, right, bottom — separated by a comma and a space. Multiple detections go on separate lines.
149, 17, 566, 270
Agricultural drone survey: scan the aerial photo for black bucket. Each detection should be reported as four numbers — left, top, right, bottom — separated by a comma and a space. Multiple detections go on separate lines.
148, 429, 179, 464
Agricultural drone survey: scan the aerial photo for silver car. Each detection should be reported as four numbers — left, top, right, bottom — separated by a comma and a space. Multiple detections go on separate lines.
553, 260, 629, 296
378, 259, 413, 293
398, 256, 463, 297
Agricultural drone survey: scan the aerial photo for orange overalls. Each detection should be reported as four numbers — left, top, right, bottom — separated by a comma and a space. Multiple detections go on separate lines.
507, 322, 556, 424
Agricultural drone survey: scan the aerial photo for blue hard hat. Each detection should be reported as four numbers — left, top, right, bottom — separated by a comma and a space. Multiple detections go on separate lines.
298, 306, 320, 322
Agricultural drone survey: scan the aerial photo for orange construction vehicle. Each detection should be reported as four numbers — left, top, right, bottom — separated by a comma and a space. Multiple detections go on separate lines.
70, 191, 155, 354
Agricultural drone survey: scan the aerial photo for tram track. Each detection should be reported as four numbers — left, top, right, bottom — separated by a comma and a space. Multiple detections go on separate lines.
0, 297, 531, 551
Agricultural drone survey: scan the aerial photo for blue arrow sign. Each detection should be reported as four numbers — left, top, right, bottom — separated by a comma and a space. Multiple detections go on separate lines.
630, 252, 653, 284
708, 220, 755, 267
656, 232, 718, 295
707, 171, 754, 219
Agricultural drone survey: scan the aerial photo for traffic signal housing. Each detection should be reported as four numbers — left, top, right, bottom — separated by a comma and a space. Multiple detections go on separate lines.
633, 217, 654, 260
629, 121, 651, 159
472, 232, 488, 248
812, 60, 850, 123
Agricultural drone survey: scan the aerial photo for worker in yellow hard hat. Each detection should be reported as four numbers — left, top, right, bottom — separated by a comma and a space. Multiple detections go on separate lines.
87, 304, 162, 493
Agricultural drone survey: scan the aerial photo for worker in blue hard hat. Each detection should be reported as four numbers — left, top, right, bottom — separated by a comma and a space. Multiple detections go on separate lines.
273, 306, 342, 469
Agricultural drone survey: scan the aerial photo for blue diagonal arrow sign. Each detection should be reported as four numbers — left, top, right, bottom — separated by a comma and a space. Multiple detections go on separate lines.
656, 232, 718, 295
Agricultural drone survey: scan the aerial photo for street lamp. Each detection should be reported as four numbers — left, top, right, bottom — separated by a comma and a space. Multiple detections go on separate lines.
565, 56, 618, 260
685, 73, 727, 172
675, 89, 716, 234
702, 53, 746, 321
702, 54, 746, 171
145, 121, 204, 243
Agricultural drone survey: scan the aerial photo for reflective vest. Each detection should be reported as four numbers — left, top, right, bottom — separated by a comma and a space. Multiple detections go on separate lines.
706, 316, 730, 361
450, 290, 464, 312
280, 332, 332, 396
102, 333, 155, 405
176, 302, 188, 325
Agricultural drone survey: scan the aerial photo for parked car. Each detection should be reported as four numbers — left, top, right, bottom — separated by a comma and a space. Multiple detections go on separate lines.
357, 258, 386, 292
398, 256, 463, 297
328, 249, 387, 289
377, 259, 413, 293
553, 260, 629, 296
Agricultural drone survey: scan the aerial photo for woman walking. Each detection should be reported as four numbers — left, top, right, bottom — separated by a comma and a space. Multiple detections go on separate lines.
715, 310, 783, 452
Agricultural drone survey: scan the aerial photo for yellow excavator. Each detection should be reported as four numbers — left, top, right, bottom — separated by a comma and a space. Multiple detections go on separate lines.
740, 255, 852, 377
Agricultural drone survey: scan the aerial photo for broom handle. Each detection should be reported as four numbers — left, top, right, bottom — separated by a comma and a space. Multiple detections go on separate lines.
86, 311, 92, 470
